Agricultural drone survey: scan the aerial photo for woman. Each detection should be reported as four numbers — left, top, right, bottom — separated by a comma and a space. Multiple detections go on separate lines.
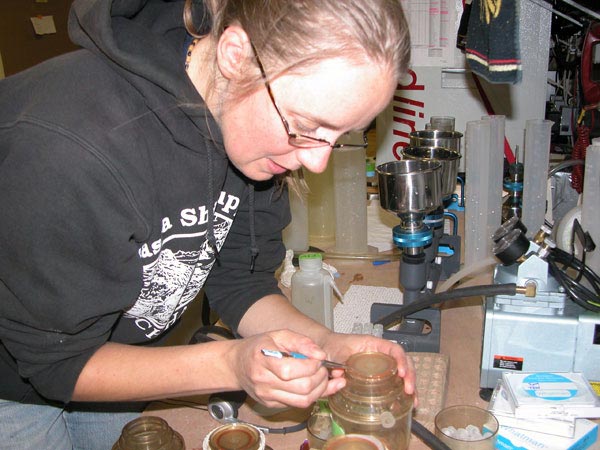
0, 0, 413, 448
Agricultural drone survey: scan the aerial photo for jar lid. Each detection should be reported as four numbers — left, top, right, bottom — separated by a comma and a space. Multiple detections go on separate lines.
346, 352, 397, 381
323, 434, 384, 450
204, 423, 265, 450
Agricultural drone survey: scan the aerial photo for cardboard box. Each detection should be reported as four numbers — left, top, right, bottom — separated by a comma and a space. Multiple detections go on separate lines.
496, 419, 598, 450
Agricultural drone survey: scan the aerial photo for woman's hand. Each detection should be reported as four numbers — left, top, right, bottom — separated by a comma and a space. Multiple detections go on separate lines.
319, 332, 417, 403
226, 329, 346, 409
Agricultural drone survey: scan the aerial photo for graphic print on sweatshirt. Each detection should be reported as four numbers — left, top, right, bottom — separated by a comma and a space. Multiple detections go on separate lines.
124, 190, 240, 339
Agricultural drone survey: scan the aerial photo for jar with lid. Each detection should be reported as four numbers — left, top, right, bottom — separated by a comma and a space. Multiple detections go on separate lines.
328, 352, 413, 450
112, 416, 185, 450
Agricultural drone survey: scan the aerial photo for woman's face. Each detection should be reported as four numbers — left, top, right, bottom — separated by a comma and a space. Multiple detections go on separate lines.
219, 58, 396, 181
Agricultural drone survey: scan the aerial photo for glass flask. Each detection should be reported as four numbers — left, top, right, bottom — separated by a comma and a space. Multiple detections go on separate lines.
112, 416, 185, 450
328, 352, 413, 450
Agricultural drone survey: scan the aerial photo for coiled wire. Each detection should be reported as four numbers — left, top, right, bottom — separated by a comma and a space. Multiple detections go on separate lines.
547, 246, 600, 312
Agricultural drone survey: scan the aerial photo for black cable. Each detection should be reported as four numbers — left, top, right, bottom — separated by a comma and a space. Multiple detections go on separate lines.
374, 284, 518, 328
256, 421, 307, 435
153, 399, 208, 411
547, 247, 600, 312
411, 419, 452, 450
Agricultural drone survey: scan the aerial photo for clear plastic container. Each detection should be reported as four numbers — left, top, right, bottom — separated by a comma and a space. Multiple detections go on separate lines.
305, 164, 336, 247
112, 416, 185, 450
521, 119, 552, 237
283, 188, 310, 252
328, 352, 413, 450
333, 144, 368, 255
291, 253, 334, 329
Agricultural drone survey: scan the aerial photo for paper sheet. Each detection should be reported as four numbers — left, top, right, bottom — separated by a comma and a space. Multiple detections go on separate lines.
31, 15, 57, 35
334, 285, 403, 334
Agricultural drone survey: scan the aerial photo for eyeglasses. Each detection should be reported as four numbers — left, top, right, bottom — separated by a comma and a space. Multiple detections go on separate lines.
251, 43, 368, 150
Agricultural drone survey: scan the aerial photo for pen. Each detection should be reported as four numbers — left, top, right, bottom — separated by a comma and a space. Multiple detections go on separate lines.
261, 349, 348, 370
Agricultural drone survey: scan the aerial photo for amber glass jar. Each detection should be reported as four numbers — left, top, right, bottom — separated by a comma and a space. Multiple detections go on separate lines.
203, 423, 265, 450
328, 352, 413, 450
323, 434, 384, 450
112, 416, 185, 450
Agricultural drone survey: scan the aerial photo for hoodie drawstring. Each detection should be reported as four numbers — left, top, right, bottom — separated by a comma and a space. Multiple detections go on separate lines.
248, 184, 259, 273
205, 143, 219, 257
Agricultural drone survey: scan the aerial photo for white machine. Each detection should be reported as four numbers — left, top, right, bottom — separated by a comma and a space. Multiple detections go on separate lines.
480, 218, 600, 394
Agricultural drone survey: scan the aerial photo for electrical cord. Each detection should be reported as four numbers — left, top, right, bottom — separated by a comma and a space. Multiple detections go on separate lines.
547, 247, 600, 312
374, 284, 518, 328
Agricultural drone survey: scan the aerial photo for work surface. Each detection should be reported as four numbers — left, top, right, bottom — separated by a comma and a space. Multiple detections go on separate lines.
144, 258, 599, 450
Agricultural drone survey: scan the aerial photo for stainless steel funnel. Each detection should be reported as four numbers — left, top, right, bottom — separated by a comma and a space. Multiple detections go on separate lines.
402, 146, 461, 198
377, 159, 442, 225
409, 130, 463, 154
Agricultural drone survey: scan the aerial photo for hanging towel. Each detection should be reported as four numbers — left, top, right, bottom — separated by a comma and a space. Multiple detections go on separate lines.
464, 0, 522, 84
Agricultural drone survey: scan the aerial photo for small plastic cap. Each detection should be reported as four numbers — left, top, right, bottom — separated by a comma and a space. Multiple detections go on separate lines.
298, 252, 323, 271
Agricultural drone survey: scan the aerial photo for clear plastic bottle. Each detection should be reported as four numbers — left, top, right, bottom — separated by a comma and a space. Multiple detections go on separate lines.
328, 352, 413, 450
291, 253, 334, 329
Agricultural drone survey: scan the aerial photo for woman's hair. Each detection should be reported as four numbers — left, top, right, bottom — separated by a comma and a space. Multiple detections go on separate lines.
183, 0, 410, 194
184, 0, 410, 89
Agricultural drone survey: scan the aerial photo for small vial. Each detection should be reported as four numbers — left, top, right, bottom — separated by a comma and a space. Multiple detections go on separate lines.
352, 322, 364, 334
372, 324, 384, 338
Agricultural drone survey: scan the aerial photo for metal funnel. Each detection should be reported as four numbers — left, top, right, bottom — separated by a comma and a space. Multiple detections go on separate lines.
377, 159, 442, 224
409, 130, 463, 154
402, 146, 461, 198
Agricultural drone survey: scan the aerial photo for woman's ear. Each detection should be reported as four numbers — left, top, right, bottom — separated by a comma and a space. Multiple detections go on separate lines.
216, 25, 252, 81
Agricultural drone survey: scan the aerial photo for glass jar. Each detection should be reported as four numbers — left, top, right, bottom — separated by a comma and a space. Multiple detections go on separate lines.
202, 423, 265, 450
328, 352, 413, 450
112, 416, 185, 450
323, 434, 385, 450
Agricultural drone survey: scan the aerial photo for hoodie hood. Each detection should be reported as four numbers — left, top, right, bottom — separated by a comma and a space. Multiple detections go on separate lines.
68, 0, 223, 150
69, 0, 228, 253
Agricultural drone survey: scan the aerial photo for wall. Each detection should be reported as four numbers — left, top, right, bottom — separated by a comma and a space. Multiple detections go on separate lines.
376, 0, 553, 169
0, 0, 77, 77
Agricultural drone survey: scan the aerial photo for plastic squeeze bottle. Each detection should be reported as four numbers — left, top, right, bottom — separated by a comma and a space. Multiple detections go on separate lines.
291, 253, 341, 330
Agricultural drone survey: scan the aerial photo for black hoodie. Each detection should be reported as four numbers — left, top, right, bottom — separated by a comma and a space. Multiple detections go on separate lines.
0, 0, 289, 405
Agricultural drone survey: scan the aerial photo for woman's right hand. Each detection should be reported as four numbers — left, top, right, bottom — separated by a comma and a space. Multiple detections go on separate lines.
226, 329, 345, 409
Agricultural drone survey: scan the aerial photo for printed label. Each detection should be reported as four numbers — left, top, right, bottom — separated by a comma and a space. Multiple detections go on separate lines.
521, 373, 578, 401
493, 355, 523, 371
